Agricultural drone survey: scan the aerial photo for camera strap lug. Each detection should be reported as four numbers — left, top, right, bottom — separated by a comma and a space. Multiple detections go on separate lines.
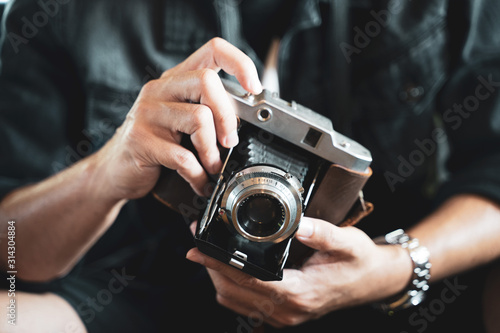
229, 251, 248, 270
359, 190, 367, 212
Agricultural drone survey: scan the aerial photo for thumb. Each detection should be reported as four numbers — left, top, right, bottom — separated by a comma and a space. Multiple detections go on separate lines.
295, 217, 355, 252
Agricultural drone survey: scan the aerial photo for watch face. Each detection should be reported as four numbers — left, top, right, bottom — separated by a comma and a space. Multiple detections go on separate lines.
411, 246, 431, 265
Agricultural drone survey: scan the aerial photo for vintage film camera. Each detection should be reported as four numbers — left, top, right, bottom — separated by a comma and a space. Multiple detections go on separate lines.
154, 79, 373, 281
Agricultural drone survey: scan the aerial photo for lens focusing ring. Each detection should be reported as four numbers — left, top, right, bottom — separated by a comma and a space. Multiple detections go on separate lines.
221, 165, 303, 243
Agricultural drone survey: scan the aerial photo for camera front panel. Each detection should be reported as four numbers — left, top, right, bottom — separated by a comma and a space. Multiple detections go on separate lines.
195, 122, 324, 280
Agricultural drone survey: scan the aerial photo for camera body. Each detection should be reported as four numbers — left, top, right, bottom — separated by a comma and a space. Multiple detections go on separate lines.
154, 79, 373, 281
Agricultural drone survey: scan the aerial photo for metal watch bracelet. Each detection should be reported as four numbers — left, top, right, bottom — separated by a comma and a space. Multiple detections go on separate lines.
373, 229, 431, 314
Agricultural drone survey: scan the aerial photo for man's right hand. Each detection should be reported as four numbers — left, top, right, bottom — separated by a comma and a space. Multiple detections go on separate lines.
94, 37, 262, 200
0, 37, 261, 281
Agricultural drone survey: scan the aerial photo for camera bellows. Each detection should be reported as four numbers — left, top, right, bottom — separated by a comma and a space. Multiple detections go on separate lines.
242, 134, 309, 184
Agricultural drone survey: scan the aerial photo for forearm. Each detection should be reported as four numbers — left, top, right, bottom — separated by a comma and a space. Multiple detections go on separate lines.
0, 154, 126, 282
407, 194, 500, 282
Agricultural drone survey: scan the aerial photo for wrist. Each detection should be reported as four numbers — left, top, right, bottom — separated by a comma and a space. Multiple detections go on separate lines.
80, 151, 128, 206
376, 242, 414, 298
373, 229, 431, 314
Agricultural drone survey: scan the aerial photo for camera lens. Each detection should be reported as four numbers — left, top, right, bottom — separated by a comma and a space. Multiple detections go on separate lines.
221, 165, 303, 243
237, 194, 285, 237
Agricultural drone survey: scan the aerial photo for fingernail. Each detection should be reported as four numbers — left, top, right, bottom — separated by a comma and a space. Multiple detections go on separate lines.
225, 130, 239, 148
297, 218, 314, 238
251, 79, 263, 94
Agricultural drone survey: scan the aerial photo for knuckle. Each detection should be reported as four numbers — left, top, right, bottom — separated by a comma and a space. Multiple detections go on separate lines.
160, 67, 173, 79
131, 100, 151, 116
213, 282, 231, 299
191, 104, 213, 127
212, 107, 234, 129
124, 104, 151, 135
278, 314, 304, 327
238, 276, 259, 289
207, 37, 226, 53
216, 293, 230, 308
288, 296, 313, 314
198, 68, 220, 89
215, 293, 224, 304
174, 149, 196, 169
141, 79, 160, 94
127, 101, 155, 129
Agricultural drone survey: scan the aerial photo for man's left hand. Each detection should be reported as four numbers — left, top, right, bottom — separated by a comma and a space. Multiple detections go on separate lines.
186, 217, 413, 328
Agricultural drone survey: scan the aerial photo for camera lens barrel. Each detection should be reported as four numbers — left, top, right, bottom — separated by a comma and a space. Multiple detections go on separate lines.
221, 165, 304, 243
237, 194, 285, 237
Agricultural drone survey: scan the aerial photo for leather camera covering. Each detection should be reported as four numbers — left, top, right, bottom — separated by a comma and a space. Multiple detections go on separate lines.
153, 163, 373, 229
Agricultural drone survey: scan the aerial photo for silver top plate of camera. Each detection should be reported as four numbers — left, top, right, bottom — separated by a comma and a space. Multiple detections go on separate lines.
223, 79, 372, 173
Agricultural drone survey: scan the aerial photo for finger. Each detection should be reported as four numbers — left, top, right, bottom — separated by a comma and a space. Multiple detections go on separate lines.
295, 217, 357, 253
141, 101, 222, 174
186, 248, 273, 314
186, 247, 246, 278
148, 138, 209, 196
186, 249, 308, 328
150, 70, 239, 149
186, 248, 273, 293
207, 270, 259, 314
171, 37, 262, 95
186, 247, 296, 304
206, 269, 287, 329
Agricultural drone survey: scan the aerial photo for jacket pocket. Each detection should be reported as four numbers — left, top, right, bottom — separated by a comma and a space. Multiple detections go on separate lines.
352, 22, 450, 178
354, 20, 448, 121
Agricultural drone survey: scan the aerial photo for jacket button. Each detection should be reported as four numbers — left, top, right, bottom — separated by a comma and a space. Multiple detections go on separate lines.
399, 84, 425, 103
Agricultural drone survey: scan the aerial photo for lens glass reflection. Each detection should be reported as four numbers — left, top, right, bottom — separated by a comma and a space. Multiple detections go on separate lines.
237, 194, 285, 238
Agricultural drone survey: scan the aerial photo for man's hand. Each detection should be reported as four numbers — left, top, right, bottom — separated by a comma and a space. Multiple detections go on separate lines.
94, 37, 262, 200
186, 217, 413, 328
0, 38, 262, 281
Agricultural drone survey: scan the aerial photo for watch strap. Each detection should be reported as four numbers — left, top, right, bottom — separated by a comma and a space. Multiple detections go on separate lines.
373, 229, 431, 314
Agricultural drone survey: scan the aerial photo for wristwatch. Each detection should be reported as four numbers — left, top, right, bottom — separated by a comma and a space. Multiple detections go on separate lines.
373, 229, 431, 314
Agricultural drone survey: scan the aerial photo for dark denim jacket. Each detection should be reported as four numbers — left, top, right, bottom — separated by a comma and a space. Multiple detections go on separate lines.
1, 0, 500, 232
0, 0, 498, 331
2, 0, 500, 232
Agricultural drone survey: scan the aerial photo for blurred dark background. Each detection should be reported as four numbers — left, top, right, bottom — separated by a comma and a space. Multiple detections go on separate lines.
0, 1, 6, 35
